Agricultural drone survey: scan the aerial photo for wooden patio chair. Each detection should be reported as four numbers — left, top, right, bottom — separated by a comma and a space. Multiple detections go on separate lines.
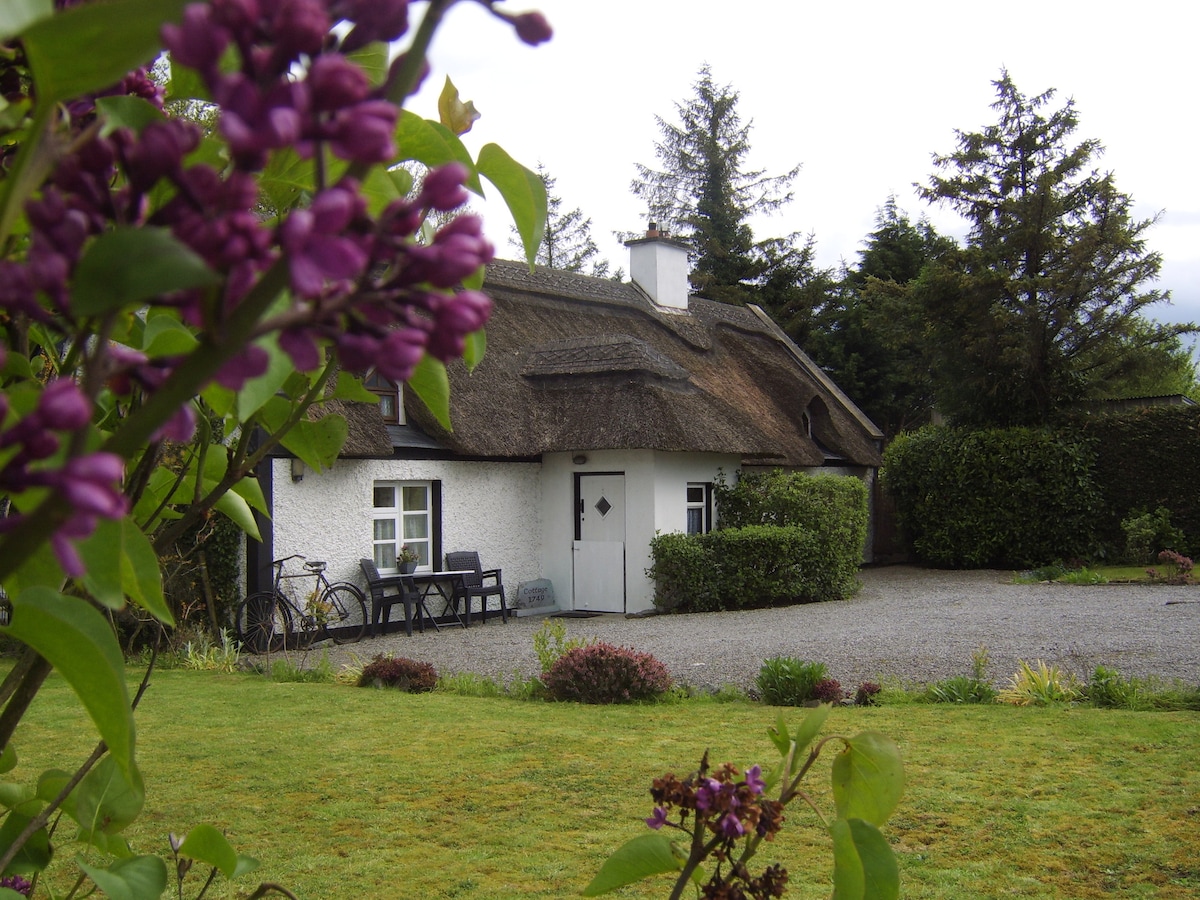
444, 551, 508, 624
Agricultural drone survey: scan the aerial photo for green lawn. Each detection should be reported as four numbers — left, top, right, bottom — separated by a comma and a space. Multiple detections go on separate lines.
12, 670, 1200, 899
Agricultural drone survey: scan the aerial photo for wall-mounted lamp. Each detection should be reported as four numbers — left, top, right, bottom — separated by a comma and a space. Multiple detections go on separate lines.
572, 454, 588, 466
291, 458, 305, 482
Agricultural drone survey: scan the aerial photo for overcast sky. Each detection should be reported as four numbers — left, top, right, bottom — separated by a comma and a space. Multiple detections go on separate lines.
415, 1, 1199, 333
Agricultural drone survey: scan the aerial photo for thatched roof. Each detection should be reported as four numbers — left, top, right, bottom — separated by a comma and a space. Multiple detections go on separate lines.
360, 259, 883, 467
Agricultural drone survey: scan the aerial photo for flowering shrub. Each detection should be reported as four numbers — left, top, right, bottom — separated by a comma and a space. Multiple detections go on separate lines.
584, 708, 905, 899
1145, 549, 1194, 585
358, 655, 437, 692
543, 642, 673, 704
0, 0, 550, 893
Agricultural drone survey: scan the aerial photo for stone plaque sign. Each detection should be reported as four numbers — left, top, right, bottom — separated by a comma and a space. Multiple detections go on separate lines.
515, 579, 555, 610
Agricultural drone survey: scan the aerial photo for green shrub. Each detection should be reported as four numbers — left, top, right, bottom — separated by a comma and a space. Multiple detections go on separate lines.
1087, 666, 1141, 709
543, 643, 672, 704
715, 470, 868, 534
1064, 405, 1200, 559
926, 676, 997, 704
358, 655, 438, 692
649, 522, 863, 613
649, 470, 868, 613
269, 652, 335, 683
182, 628, 242, 673
505, 672, 549, 701
644, 531, 717, 612
883, 426, 1101, 568
532, 618, 596, 673
1121, 507, 1186, 564
755, 657, 828, 706
1058, 566, 1108, 585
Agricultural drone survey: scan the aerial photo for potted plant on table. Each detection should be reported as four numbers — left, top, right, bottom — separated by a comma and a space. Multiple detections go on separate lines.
398, 545, 420, 574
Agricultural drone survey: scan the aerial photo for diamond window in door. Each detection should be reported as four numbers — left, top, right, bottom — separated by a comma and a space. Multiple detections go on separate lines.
594, 495, 613, 517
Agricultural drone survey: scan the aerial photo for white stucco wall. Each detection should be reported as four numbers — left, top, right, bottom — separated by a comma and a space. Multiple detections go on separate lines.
270, 457, 543, 593
269, 450, 767, 618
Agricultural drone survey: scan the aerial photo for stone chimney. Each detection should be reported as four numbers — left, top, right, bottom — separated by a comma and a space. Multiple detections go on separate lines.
624, 224, 690, 311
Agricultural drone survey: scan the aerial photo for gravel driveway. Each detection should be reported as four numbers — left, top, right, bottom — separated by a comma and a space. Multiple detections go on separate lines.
324, 566, 1200, 691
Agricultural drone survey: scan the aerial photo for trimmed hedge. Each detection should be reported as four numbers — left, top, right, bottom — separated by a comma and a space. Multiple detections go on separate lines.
882, 426, 1101, 568
648, 471, 868, 611
1062, 405, 1200, 558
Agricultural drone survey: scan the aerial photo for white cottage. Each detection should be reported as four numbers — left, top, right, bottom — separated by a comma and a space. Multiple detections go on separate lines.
252, 234, 884, 620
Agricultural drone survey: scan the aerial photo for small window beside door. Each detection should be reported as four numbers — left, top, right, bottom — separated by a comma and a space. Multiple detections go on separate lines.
686, 482, 713, 535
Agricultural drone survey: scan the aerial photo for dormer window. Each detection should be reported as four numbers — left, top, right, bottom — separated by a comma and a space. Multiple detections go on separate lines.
365, 372, 403, 424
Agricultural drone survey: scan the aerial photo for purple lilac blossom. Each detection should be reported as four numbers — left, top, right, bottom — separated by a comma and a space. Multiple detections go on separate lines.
419, 162, 470, 212
719, 813, 746, 839
280, 182, 371, 298
333, 0, 409, 51
510, 11, 552, 45
645, 806, 668, 830
745, 764, 765, 794
0, 0, 555, 579
0, 874, 32, 897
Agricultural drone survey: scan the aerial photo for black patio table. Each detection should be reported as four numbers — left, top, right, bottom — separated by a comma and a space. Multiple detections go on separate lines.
409, 570, 472, 630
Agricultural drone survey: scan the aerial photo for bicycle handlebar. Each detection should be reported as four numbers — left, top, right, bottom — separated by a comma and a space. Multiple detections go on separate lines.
272, 554, 306, 569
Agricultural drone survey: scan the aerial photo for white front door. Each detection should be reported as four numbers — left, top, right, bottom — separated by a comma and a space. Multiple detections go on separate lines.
573, 474, 625, 612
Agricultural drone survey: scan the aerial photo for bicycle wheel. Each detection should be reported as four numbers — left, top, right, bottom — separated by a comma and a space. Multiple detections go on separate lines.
321, 583, 367, 644
235, 592, 294, 654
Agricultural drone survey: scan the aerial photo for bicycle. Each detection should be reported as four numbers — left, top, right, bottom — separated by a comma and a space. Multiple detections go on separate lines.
235, 555, 368, 653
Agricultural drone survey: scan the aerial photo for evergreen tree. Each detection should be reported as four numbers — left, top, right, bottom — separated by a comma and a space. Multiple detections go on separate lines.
805, 198, 950, 437
632, 65, 800, 304
511, 163, 618, 277
911, 71, 1194, 426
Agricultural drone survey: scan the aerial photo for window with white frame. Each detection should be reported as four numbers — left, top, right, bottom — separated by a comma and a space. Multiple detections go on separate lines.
372, 481, 433, 571
686, 482, 713, 535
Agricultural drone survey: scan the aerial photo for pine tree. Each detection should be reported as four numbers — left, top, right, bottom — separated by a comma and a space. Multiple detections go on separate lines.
913, 71, 1194, 425
632, 65, 799, 304
511, 163, 617, 277
804, 198, 951, 438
